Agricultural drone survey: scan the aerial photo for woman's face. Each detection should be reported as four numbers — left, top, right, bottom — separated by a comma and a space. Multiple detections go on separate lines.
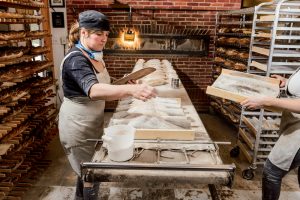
81, 29, 109, 51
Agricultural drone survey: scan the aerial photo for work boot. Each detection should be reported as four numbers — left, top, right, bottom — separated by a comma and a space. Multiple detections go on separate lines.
83, 182, 100, 200
75, 176, 84, 200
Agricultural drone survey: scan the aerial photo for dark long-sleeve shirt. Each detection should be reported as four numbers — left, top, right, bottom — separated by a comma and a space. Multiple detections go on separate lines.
62, 47, 98, 98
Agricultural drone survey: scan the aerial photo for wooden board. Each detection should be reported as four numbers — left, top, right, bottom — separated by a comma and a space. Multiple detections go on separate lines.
112, 67, 156, 85
242, 116, 257, 137
259, 15, 275, 22
206, 69, 281, 112
252, 46, 269, 56
250, 61, 267, 71
256, 32, 271, 38
0, 144, 12, 156
238, 128, 254, 150
237, 140, 253, 163
135, 129, 195, 140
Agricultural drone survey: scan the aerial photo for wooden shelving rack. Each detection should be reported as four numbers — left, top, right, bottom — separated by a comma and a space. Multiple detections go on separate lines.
0, 0, 57, 198
212, 7, 253, 128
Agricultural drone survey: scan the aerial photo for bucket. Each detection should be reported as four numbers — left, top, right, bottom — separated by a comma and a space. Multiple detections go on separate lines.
102, 125, 135, 162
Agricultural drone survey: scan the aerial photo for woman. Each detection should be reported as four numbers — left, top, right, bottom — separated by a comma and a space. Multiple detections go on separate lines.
58, 10, 156, 200
241, 71, 300, 200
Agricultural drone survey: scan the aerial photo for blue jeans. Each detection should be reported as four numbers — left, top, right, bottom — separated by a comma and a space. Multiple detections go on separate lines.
75, 176, 99, 200
83, 182, 100, 200
262, 148, 300, 200
75, 176, 83, 200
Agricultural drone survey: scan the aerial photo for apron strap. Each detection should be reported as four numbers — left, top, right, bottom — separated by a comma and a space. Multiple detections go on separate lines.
78, 48, 105, 73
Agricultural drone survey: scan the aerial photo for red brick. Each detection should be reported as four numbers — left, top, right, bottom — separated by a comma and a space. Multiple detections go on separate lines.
66, 0, 242, 112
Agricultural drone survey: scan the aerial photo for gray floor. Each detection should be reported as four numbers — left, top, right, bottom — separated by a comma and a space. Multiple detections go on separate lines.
23, 113, 300, 200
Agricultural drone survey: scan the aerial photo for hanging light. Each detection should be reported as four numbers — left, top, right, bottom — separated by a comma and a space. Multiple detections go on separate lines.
124, 7, 135, 42
124, 28, 135, 41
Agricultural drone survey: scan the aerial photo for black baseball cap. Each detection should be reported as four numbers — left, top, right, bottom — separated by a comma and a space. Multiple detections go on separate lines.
79, 10, 110, 31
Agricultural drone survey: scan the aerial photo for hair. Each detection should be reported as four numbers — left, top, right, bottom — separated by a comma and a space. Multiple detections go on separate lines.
68, 21, 80, 49
67, 21, 103, 50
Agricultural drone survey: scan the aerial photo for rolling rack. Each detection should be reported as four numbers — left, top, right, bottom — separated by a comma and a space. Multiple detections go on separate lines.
212, 7, 254, 128
230, 0, 300, 180
0, 0, 57, 198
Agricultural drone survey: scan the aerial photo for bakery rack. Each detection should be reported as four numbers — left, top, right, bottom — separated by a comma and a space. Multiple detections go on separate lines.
212, 7, 254, 127
230, 0, 300, 180
248, 0, 300, 76
0, 0, 57, 198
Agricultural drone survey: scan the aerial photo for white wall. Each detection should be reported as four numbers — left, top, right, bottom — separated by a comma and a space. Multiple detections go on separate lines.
49, 7, 68, 106
49, 7, 68, 80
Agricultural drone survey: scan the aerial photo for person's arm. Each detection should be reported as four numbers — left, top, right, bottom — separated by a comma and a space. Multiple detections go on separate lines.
241, 73, 300, 112
241, 96, 300, 114
89, 83, 156, 101
67, 54, 156, 101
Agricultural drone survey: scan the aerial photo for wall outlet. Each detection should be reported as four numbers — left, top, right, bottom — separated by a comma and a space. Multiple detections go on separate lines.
60, 36, 67, 45
52, 37, 59, 45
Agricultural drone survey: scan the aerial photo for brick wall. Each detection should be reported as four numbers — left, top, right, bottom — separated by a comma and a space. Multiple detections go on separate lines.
66, 0, 242, 112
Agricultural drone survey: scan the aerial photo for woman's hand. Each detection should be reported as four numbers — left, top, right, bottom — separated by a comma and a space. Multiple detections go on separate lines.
240, 96, 270, 110
131, 83, 157, 101
271, 74, 287, 88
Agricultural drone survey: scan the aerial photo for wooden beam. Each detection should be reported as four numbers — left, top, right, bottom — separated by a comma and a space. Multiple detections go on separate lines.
135, 129, 195, 140
40, 0, 53, 63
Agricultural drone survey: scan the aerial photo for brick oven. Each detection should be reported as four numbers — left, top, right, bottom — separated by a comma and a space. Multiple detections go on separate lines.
66, 0, 242, 112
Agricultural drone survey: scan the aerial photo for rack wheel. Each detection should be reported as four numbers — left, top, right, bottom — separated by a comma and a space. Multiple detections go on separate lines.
242, 169, 254, 180
230, 146, 240, 157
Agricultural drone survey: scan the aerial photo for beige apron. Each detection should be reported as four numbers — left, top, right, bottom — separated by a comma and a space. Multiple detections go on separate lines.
59, 51, 110, 176
269, 111, 300, 171
269, 69, 300, 171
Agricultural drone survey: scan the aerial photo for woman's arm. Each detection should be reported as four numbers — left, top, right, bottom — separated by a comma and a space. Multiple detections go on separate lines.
241, 72, 300, 112
241, 96, 300, 114
89, 83, 156, 101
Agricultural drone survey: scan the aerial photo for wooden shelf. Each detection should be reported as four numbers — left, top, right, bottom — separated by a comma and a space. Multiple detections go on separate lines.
0, 34, 50, 47
237, 140, 253, 163
0, 18, 42, 24
0, 1, 56, 198
0, 55, 36, 68
239, 128, 255, 150
252, 46, 300, 57
0, 0, 45, 9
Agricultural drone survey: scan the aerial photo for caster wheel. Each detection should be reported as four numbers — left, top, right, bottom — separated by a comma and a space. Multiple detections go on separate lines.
242, 169, 254, 180
230, 146, 240, 157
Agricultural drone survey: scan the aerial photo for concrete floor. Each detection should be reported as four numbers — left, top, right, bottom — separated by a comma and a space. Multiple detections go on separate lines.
23, 113, 300, 200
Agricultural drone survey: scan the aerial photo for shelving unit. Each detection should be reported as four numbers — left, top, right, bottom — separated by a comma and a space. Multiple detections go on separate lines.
230, 0, 300, 180
0, 0, 57, 198
212, 7, 254, 127
232, 108, 282, 179
248, 0, 300, 76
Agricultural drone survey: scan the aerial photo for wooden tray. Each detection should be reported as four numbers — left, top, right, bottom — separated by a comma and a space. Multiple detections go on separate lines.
206, 69, 280, 111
